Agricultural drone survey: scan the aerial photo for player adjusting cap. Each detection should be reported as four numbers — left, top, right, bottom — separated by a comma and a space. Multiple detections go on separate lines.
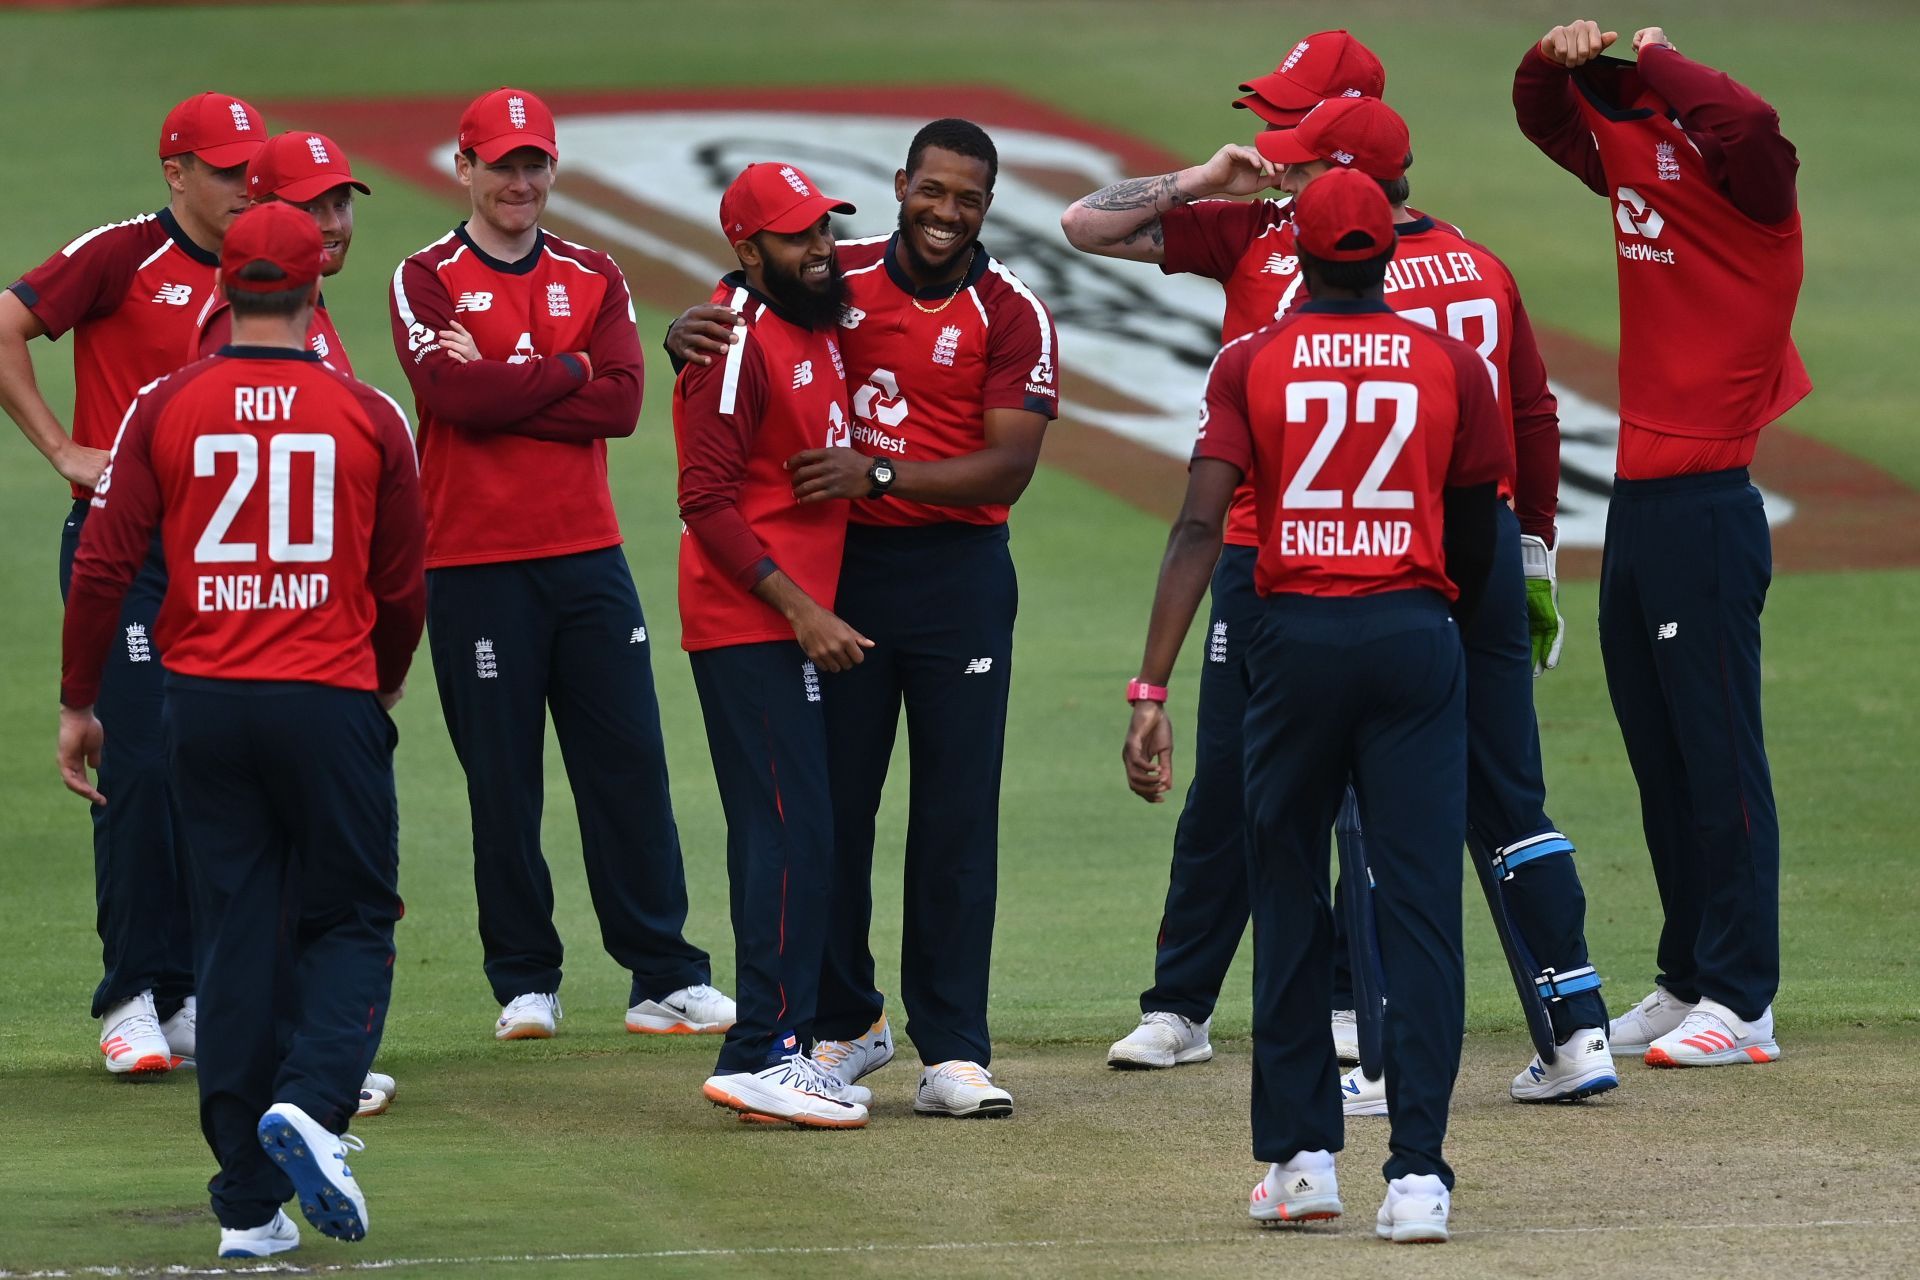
1254, 97, 1409, 181
158, 92, 266, 168
1292, 166, 1395, 263
459, 87, 558, 163
248, 131, 372, 203
1235, 30, 1386, 126
220, 202, 328, 294
718, 162, 856, 242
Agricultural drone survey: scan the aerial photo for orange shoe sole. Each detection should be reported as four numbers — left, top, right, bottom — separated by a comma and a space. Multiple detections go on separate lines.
701, 1083, 867, 1129
626, 1021, 735, 1035
496, 1025, 554, 1041
1645, 1045, 1777, 1067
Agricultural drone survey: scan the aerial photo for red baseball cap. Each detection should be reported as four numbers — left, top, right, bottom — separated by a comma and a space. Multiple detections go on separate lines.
1255, 97, 1409, 181
158, 92, 266, 168
1292, 167, 1395, 262
247, 131, 371, 204
220, 202, 328, 294
1235, 30, 1386, 127
718, 162, 856, 241
458, 87, 558, 163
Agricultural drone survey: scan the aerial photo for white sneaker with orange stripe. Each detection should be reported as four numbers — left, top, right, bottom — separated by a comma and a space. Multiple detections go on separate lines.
626, 983, 736, 1034
1645, 998, 1780, 1067
1249, 1150, 1343, 1223
99, 992, 177, 1076
914, 1060, 1013, 1118
703, 1048, 869, 1129
812, 1013, 895, 1086
494, 992, 559, 1040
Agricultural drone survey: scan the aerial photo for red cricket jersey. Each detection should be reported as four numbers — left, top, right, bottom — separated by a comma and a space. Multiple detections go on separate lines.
833, 234, 1058, 528
674, 275, 853, 652
8, 208, 219, 498
389, 225, 645, 568
61, 346, 427, 707
1196, 300, 1512, 601
196, 292, 352, 373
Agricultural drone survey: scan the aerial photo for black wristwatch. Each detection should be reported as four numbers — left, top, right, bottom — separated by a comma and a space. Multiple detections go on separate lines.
866, 456, 896, 499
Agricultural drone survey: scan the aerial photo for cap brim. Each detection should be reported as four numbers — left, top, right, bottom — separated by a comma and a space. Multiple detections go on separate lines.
269, 174, 373, 203
1254, 130, 1321, 166
759, 195, 857, 236
471, 133, 559, 164
192, 139, 266, 170
1239, 71, 1326, 112
1232, 93, 1311, 127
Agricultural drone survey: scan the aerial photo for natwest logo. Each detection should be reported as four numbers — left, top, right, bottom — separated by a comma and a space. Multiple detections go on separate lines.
1614, 186, 1665, 239
853, 368, 909, 428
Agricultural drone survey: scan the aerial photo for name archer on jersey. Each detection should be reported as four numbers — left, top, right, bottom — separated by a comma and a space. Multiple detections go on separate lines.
196, 571, 331, 612
1293, 332, 1412, 368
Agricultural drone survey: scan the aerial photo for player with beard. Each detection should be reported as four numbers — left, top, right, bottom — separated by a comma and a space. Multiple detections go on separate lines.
676, 162, 871, 1128
670, 120, 1059, 1119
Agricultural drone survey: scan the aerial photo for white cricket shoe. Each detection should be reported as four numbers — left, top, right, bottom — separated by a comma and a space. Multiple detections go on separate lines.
161, 996, 197, 1067
812, 1014, 896, 1086
627, 983, 736, 1034
1249, 1149, 1343, 1223
915, 1060, 1014, 1118
703, 1052, 869, 1129
1608, 986, 1694, 1055
1107, 1011, 1213, 1069
99, 992, 176, 1076
218, 1208, 300, 1258
1511, 1028, 1620, 1102
495, 992, 560, 1040
1645, 999, 1780, 1067
1330, 1009, 1361, 1063
356, 1087, 390, 1117
1375, 1173, 1450, 1243
1340, 1065, 1388, 1116
257, 1102, 370, 1242
364, 1070, 396, 1100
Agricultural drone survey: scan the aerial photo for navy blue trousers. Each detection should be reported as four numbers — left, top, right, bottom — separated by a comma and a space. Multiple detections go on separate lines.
1243, 591, 1465, 1188
689, 642, 834, 1074
60, 500, 192, 1019
1600, 468, 1778, 1021
426, 548, 709, 1007
165, 678, 400, 1230
813, 522, 1015, 1066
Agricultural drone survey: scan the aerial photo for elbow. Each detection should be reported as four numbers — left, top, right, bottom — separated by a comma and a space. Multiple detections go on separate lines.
1059, 204, 1096, 253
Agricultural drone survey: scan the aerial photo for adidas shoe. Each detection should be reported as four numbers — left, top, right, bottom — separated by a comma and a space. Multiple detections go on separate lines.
812, 1013, 896, 1086
356, 1087, 390, 1117
914, 1060, 1014, 1118
257, 1102, 370, 1242
1249, 1150, 1342, 1223
1107, 1011, 1213, 1069
99, 992, 176, 1076
495, 992, 560, 1040
1375, 1173, 1450, 1243
703, 1051, 869, 1129
1340, 1065, 1388, 1116
1511, 1028, 1620, 1102
160, 996, 197, 1068
627, 983, 736, 1035
1608, 986, 1694, 1055
364, 1070, 396, 1101
218, 1208, 300, 1259
1330, 1009, 1360, 1064
1645, 999, 1780, 1067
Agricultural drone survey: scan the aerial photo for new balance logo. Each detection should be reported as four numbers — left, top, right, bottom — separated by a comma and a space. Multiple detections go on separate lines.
963, 657, 994, 675
630, 627, 647, 644
1657, 622, 1679, 640
1586, 1038, 1607, 1055
1263, 253, 1298, 275
792, 360, 814, 389
454, 291, 494, 312
152, 283, 193, 306
311, 333, 330, 359
475, 638, 498, 679
124, 623, 152, 663
838, 305, 866, 329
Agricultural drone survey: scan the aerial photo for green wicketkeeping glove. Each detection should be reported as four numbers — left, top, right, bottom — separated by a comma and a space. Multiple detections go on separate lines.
1519, 533, 1563, 676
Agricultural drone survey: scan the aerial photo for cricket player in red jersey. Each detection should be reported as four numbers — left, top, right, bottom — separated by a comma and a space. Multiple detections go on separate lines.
1124, 170, 1509, 1241
1517, 21, 1807, 1068
671, 121, 1058, 1119
2, 91, 264, 1077
676, 162, 871, 1129
58, 203, 424, 1258
389, 87, 730, 1043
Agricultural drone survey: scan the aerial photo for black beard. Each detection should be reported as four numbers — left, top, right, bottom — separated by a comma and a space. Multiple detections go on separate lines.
761, 255, 848, 331
895, 206, 977, 285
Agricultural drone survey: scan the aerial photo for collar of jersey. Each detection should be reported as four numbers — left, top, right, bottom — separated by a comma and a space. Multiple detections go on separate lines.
882, 231, 991, 301
1571, 56, 1680, 125
455, 222, 547, 275
1297, 299, 1394, 315
1394, 214, 1437, 236
157, 207, 219, 268
719, 270, 829, 332
218, 343, 322, 362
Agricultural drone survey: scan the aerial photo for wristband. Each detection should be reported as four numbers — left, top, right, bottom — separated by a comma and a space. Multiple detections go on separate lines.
1126, 679, 1168, 704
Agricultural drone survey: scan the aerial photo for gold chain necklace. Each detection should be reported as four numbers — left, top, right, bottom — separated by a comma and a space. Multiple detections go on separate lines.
909, 247, 976, 315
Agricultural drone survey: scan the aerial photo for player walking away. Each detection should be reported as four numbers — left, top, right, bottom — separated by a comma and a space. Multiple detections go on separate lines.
669, 120, 1058, 1119
1517, 21, 1806, 1068
2, 91, 264, 1078
1060, 31, 1384, 1073
58, 203, 425, 1258
1124, 170, 1509, 1243
389, 87, 731, 1043
676, 162, 870, 1129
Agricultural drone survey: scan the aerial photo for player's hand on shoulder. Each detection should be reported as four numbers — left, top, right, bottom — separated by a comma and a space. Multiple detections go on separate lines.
791, 601, 873, 673
1194, 143, 1277, 199
57, 705, 106, 806
437, 320, 480, 364
1631, 27, 1674, 55
54, 442, 109, 491
668, 304, 742, 367
1538, 20, 1618, 67
787, 447, 870, 502
1123, 703, 1174, 803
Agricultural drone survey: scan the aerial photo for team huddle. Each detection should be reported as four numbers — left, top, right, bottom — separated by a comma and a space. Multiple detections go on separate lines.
4, 14, 1804, 1261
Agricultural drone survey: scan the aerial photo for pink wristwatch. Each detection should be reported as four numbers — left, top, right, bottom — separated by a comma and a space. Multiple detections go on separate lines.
1126, 679, 1169, 704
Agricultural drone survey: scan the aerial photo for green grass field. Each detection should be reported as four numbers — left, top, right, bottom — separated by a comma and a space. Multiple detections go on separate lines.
2, 3, 1916, 1276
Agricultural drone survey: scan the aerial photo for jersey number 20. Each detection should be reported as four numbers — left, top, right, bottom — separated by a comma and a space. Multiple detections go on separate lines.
194, 434, 336, 563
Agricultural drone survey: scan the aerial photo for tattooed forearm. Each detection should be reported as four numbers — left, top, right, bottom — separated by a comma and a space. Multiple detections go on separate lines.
1120, 221, 1166, 248
1081, 171, 1188, 213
